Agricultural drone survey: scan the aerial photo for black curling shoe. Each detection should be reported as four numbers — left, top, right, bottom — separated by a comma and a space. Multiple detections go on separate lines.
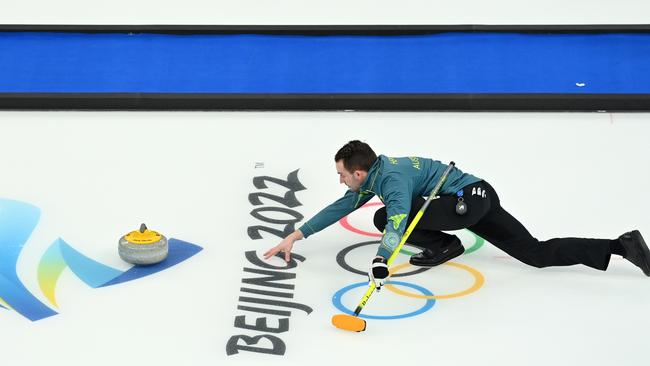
409, 237, 465, 267
619, 230, 650, 277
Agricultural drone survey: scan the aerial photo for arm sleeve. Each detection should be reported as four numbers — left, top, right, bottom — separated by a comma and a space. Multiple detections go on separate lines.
376, 176, 412, 259
298, 190, 375, 238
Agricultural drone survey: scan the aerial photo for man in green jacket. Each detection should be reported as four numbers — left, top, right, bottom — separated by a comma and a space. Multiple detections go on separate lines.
264, 140, 650, 288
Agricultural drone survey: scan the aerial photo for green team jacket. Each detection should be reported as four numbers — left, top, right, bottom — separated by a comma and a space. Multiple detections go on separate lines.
298, 155, 482, 259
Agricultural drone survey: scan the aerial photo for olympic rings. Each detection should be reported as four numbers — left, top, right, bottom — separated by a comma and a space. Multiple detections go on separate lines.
385, 262, 484, 299
338, 202, 383, 237
332, 200, 487, 321
463, 232, 485, 254
336, 241, 432, 278
331, 281, 435, 320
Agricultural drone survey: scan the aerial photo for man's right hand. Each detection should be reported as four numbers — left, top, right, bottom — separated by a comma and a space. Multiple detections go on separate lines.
263, 230, 303, 262
368, 256, 390, 290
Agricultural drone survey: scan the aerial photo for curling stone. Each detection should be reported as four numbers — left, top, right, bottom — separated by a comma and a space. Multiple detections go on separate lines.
118, 223, 168, 265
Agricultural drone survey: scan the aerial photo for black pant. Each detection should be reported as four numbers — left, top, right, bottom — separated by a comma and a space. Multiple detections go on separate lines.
373, 181, 613, 270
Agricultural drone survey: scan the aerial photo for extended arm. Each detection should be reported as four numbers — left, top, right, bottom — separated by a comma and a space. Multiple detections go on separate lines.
264, 189, 374, 262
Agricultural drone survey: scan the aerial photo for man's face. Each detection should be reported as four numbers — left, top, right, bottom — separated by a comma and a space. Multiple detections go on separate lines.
336, 160, 366, 192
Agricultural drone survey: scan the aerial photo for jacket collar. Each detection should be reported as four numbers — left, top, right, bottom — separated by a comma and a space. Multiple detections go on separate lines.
359, 155, 383, 193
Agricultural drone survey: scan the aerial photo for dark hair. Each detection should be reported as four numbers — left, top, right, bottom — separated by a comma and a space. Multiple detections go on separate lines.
335, 140, 377, 173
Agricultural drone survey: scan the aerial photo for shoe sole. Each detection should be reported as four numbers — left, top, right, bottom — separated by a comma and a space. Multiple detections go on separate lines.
630, 230, 650, 276
409, 246, 465, 267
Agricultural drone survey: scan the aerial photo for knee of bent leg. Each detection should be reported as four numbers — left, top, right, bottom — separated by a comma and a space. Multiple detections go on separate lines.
373, 207, 387, 232
520, 257, 551, 268
498, 237, 553, 269
514, 249, 553, 269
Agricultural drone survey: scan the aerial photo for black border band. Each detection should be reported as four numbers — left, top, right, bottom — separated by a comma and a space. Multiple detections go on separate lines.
2, 24, 650, 34
1, 93, 649, 111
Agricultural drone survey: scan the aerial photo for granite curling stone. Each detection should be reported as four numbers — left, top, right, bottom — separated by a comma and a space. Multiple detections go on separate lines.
119, 223, 168, 265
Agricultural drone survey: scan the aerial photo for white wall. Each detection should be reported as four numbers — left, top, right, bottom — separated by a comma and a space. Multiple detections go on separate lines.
1, 0, 649, 25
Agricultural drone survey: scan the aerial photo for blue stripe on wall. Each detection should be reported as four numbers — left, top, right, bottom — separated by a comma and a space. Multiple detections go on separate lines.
1, 32, 649, 93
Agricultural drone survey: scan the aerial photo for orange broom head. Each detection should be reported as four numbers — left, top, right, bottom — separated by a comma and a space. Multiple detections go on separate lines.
331, 314, 366, 332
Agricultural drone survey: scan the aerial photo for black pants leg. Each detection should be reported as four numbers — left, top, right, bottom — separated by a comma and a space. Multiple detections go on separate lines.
468, 182, 613, 270
373, 181, 613, 271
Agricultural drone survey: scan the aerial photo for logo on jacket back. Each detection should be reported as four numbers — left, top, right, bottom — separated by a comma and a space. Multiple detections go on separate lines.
0, 198, 202, 321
